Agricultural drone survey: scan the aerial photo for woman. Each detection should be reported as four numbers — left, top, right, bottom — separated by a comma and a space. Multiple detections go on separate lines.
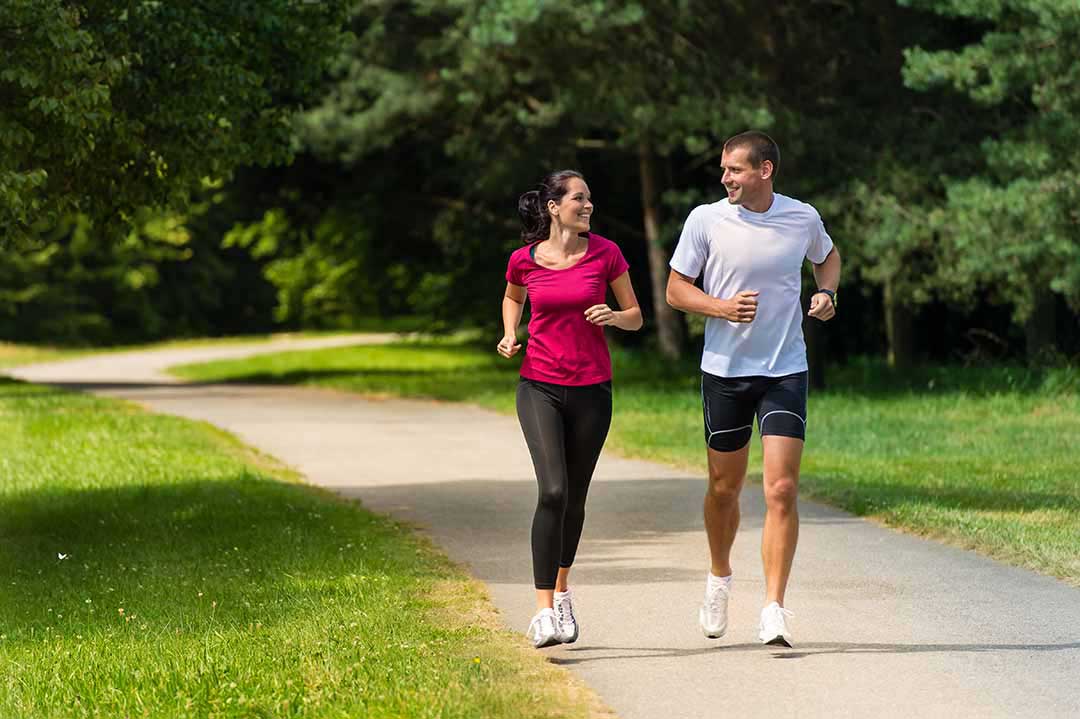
498, 170, 643, 648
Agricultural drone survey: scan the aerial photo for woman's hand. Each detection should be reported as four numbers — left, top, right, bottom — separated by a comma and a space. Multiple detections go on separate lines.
497, 334, 522, 358
584, 304, 619, 326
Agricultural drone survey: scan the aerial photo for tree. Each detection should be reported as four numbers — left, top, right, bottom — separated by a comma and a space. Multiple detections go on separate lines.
297, 1, 782, 356
0, 0, 349, 243
902, 0, 1080, 360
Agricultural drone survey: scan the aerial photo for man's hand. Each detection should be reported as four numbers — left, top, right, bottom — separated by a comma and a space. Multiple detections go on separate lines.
808, 292, 835, 321
496, 334, 522, 358
718, 290, 759, 323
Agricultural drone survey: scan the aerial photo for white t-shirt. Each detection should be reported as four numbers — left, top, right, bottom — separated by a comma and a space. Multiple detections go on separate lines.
669, 193, 834, 378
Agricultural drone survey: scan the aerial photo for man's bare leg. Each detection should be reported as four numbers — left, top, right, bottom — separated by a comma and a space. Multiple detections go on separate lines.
760, 435, 803, 606
705, 444, 749, 576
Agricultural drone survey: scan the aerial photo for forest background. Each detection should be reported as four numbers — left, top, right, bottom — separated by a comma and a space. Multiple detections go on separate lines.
3, 0, 1078, 378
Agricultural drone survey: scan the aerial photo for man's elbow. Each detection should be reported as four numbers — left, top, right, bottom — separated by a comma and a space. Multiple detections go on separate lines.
665, 284, 680, 310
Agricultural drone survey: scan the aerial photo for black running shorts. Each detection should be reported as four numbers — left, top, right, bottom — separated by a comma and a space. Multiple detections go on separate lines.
700, 370, 808, 452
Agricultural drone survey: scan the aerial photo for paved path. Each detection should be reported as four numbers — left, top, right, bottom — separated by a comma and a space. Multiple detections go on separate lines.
9, 337, 1080, 719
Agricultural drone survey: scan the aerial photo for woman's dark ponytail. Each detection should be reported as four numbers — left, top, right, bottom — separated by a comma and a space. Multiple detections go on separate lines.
517, 190, 544, 244
517, 170, 585, 244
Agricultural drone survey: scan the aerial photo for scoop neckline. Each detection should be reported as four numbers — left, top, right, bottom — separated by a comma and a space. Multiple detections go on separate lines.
530, 234, 592, 271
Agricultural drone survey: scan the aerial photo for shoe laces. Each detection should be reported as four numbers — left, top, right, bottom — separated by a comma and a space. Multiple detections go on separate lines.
764, 603, 793, 626
704, 582, 729, 611
555, 593, 576, 626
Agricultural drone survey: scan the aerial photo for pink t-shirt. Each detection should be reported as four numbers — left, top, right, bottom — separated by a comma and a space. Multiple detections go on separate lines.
505, 233, 630, 386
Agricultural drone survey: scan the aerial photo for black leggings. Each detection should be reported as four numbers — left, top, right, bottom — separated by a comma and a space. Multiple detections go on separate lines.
516, 378, 612, 590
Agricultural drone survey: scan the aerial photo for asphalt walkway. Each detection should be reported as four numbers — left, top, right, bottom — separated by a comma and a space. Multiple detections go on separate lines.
9, 336, 1079, 718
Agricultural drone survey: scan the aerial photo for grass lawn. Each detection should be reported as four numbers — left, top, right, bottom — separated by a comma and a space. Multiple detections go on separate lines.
0, 378, 605, 718
0, 342, 83, 369
172, 336, 1080, 586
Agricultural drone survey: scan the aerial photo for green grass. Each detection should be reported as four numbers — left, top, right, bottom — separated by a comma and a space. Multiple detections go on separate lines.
0, 330, 410, 368
0, 342, 84, 369
0, 378, 604, 718
173, 338, 1080, 586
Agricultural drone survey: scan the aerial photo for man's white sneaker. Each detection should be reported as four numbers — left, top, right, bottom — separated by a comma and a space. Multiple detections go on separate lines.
699, 575, 730, 639
527, 608, 560, 648
553, 590, 579, 644
758, 601, 793, 647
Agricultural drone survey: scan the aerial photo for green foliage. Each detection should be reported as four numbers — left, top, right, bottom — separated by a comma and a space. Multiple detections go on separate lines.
288, 1, 830, 343
0, 190, 276, 344
225, 209, 372, 327
901, 0, 1080, 319
0, 0, 350, 242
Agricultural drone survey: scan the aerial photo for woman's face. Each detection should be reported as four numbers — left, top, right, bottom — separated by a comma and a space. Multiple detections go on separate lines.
548, 178, 593, 234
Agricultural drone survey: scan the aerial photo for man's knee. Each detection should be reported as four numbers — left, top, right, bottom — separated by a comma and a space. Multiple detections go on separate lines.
764, 476, 798, 510
706, 471, 742, 505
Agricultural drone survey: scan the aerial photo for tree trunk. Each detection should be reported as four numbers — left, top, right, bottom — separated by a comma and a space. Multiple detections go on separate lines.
1024, 287, 1057, 363
884, 278, 913, 369
638, 141, 683, 358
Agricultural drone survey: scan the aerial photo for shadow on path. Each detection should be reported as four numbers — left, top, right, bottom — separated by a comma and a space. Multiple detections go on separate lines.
551, 641, 1080, 665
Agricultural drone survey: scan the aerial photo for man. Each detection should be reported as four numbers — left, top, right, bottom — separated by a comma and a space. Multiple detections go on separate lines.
665, 130, 841, 647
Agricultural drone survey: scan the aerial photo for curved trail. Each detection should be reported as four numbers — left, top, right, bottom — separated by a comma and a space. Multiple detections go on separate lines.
9, 336, 1079, 718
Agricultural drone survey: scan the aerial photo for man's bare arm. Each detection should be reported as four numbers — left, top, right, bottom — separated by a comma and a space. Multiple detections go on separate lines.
666, 269, 758, 323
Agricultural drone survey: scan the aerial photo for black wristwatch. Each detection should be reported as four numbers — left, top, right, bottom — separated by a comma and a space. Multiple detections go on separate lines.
815, 288, 837, 308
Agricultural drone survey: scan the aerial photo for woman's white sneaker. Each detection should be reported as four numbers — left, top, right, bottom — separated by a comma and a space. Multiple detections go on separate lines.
554, 590, 579, 644
527, 608, 560, 648
758, 601, 793, 647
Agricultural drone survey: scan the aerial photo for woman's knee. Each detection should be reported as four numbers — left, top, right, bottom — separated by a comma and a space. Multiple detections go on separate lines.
537, 484, 567, 511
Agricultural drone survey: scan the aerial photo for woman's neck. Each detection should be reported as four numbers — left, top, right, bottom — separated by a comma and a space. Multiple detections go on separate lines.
545, 227, 587, 256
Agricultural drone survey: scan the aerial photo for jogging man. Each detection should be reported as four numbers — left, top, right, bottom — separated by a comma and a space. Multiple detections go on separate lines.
665, 130, 841, 647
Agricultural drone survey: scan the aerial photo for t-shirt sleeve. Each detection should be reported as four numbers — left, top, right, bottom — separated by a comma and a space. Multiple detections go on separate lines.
806, 211, 834, 264
669, 206, 709, 279
505, 250, 526, 286
606, 241, 630, 282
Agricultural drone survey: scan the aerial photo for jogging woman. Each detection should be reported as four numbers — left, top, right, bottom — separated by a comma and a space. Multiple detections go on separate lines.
498, 170, 643, 648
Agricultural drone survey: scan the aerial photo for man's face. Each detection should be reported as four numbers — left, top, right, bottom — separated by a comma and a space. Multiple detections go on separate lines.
720, 146, 772, 206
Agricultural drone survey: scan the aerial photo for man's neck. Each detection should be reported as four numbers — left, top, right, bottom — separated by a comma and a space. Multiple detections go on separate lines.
740, 191, 775, 214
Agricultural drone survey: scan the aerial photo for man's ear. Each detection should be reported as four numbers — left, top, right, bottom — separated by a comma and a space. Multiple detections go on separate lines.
760, 160, 774, 180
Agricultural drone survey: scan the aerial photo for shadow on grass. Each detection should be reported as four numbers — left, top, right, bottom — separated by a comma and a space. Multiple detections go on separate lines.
0, 474, 446, 640
823, 358, 1080, 398
170, 337, 1078, 400
800, 474, 1080, 515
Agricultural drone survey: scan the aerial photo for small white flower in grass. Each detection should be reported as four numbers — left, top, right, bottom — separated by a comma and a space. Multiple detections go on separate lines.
57, 553, 68, 560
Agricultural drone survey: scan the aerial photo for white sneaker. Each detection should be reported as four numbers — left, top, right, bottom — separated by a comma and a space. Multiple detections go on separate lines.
699, 575, 730, 639
554, 590, 579, 644
527, 608, 560, 648
758, 602, 793, 647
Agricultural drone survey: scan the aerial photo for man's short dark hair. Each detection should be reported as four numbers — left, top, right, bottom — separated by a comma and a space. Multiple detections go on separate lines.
723, 131, 780, 177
